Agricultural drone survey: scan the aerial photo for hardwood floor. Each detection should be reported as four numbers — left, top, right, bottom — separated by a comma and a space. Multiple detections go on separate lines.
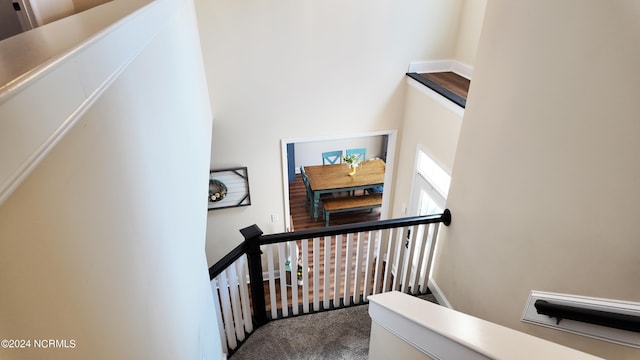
406, 71, 470, 108
259, 174, 384, 316
419, 72, 470, 99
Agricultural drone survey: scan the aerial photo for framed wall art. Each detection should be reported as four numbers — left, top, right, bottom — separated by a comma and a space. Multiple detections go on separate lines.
208, 167, 251, 210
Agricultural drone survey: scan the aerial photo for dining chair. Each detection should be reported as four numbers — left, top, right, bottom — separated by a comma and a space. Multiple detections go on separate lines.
346, 148, 366, 163
301, 165, 335, 216
300, 167, 313, 213
322, 150, 343, 165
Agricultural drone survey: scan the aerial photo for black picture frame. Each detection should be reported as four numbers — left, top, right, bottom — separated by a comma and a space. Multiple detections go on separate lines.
208, 167, 251, 211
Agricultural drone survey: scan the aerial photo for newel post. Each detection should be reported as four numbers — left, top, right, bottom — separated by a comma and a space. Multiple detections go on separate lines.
240, 224, 268, 327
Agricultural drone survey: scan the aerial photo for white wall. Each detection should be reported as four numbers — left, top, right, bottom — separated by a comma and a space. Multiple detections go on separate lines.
0, 0, 221, 358
389, 0, 484, 218
434, 1, 640, 358
73, 0, 111, 13
196, 0, 465, 265
293, 135, 385, 170
369, 323, 435, 360
453, 0, 486, 66
23, 0, 111, 27
30, 0, 75, 25
390, 80, 463, 218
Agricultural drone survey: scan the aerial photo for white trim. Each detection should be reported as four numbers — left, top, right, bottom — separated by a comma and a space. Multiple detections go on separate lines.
15, 0, 37, 31
0, 0, 174, 207
450, 61, 473, 80
369, 292, 488, 360
407, 59, 454, 74
428, 277, 452, 309
407, 59, 473, 80
282, 129, 395, 145
521, 290, 640, 349
280, 130, 397, 231
407, 78, 465, 118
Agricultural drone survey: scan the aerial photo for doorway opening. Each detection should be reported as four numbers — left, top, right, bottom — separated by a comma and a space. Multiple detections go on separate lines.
281, 130, 397, 231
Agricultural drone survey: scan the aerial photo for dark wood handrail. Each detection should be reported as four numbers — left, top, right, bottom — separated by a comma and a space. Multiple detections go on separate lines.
260, 209, 451, 245
209, 209, 451, 280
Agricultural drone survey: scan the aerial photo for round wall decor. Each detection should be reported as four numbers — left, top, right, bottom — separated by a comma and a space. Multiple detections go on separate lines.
209, 179, 228, 202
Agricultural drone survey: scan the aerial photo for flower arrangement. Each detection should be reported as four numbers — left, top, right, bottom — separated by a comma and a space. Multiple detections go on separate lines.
343, 154, 359, 166
343, 154, 359, 176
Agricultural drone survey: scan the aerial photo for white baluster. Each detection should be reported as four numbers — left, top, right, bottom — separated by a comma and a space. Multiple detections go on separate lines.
313, 237, 320, 311
266, 245, 278, 320
353, 231, 365, 304
302, 239, 310, 313
217, 270, 237, 350
237, 256, 253, 333
392, 227, 408, 292
277, 242, 289, 317
227, 261, 245, 341
344, 233, 354, 306
210, 278, 228, 355
382, 228, 397, 293
401, 226, 418, 294
411, 224, 429, 295
363, 230, 377, 300
323, 236, 331, 308
333, 234, 342, 307
289, 241, 299, 316
372, 229, 387, 295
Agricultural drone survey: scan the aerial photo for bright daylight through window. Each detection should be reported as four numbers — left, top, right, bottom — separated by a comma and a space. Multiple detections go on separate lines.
413, 150, 451, 216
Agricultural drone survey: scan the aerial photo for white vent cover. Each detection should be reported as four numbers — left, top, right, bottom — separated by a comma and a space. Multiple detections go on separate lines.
521, 291, 640, 348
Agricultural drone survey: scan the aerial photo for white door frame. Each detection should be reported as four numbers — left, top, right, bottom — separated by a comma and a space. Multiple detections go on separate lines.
280, 129, 397, 231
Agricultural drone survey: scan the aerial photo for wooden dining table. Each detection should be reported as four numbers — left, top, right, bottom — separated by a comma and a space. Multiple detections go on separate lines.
303, 159, 385, 221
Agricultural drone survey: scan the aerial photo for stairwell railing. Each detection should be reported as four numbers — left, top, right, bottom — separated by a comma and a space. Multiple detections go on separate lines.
208, 209, 451, 355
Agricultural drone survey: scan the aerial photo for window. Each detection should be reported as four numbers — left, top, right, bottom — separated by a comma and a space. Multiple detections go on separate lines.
417, 150, 451, 198
411, 149, 451, 216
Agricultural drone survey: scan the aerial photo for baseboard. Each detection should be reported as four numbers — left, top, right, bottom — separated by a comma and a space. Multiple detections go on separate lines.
407, 59, 453, 74
264, 270, 280, 280
428, 277, 452, 309
450, 61, 473, 79
407, 59, 473, 80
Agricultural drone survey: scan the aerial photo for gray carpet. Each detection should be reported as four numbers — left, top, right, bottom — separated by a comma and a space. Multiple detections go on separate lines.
231, 294, 437, 360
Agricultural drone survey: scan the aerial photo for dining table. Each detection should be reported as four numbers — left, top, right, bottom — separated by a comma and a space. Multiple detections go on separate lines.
303, 159, 385, 221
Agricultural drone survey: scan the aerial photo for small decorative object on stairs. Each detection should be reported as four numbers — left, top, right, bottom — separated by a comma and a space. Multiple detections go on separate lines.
343, 154, 359, 176
296, 264, 303, 286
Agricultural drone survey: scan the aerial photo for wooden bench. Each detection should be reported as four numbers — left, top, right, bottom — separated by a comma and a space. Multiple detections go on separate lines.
322, 193, 383, 226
